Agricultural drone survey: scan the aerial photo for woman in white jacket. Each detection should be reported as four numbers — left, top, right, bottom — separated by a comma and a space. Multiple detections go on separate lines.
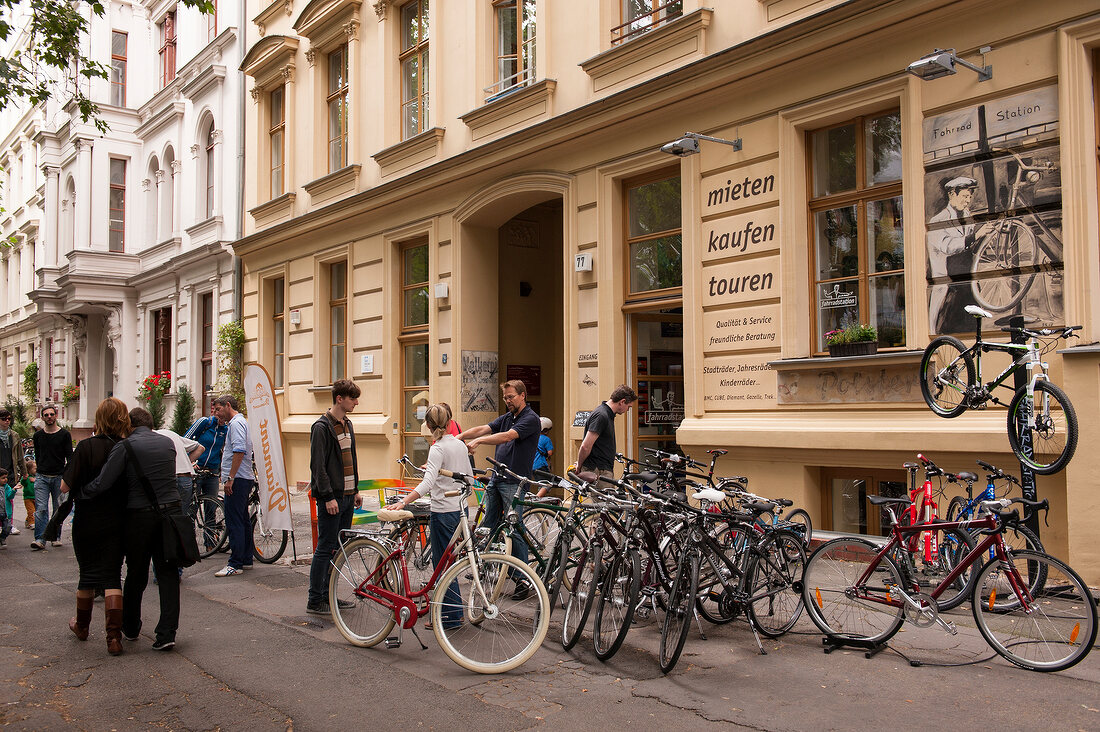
391, 404, 469, 629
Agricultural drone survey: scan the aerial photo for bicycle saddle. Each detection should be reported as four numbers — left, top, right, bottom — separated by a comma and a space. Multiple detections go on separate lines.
965, 305, 993, 319
691, 487, 727, 503
376, 509, 415, 522
868, 495, 911, 506
955, 471, 978, 482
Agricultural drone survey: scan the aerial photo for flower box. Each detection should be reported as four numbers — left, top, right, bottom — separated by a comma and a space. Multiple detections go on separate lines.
828, 341, 878, 357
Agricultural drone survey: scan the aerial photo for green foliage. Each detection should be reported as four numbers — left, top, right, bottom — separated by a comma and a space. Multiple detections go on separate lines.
216, 320, 246, 415
170, 384, 197, 435
824, 322, 877, 345
22, 361, 37, 404
3, 395, 27, 423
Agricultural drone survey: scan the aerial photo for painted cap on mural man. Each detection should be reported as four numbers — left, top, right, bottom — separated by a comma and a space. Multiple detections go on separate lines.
943, 176, 978, 191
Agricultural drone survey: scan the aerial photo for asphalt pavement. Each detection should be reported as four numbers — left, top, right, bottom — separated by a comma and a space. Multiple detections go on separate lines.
2, 492, 1098, 731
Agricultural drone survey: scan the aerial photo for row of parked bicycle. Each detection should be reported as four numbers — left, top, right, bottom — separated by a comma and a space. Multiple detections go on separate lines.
323, 448, 1097, 675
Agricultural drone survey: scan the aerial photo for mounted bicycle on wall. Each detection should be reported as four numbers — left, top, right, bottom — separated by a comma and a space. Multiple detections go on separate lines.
919, 304, 1079, 474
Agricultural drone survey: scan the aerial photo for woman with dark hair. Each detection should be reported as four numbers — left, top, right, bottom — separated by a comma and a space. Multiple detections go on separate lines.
60, 398, 131, 655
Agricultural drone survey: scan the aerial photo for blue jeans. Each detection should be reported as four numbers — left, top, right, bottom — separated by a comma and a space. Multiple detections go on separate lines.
223, 478, 255, 570
483, 479, 528, 568
430, 510, 463, 625
176, 475, 193, 513
308, 493, 355, 606
34, 474, 63, 542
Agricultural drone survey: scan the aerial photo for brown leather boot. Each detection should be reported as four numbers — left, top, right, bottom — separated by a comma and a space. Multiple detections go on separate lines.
69, 595, 94, 641
104, 595, 124, 656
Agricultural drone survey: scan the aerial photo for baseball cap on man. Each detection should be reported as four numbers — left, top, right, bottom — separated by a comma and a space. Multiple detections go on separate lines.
943, 176, 978, 191
540, 417, 552, 431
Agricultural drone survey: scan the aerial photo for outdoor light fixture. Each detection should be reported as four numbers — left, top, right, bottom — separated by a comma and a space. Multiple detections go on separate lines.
907, 48, 992, 82
660, 132, 742, 157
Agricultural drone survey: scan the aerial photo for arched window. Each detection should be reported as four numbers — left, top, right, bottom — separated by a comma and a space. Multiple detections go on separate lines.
147, 157, 160, 244
162, 147, 175, 238
204, 121, 216, 218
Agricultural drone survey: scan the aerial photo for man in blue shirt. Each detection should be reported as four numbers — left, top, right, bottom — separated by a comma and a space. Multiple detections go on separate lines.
458, 379, 540, 598
185, 408, 229, 551
211, 395, 255, 577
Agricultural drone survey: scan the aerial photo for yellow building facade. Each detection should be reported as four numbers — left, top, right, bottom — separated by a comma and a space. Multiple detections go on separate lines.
235, 0, 1100, 582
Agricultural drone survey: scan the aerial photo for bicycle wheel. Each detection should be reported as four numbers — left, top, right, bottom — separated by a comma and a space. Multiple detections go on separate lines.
194, 496, 227, 559
1007, 380, 1078, 475
592, 549, 641, 660
746, 529, 806, 637
803, 538, 905, 643
432, 553, 550, 674
389, 519, 433, 592
252, 513, 289, 564
522, 507, 562, 564
972, 550, 1097, 672
920, 336, 975, 418
562, 541, 601, 650
659, 550, 699, 674
892, 525, 976, 612
971, 219, 1040, 312
696, 525, 749, 625
945, 496, 969, 524
328, 537, 400, 647
780, 508, 813, 547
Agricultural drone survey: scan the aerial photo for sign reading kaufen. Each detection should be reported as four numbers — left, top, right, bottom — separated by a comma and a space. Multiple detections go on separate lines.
701, 207, 780, 264
243, 364, 292, 532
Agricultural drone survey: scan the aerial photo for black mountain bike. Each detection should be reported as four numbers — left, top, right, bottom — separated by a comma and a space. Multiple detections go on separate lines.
920, 304, 1080, 474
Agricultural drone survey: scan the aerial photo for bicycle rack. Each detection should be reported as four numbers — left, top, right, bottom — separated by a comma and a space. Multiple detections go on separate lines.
820, 635, 890, 660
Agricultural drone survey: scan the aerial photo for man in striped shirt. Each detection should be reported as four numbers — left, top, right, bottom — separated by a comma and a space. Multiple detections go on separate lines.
306, 379, 362, 615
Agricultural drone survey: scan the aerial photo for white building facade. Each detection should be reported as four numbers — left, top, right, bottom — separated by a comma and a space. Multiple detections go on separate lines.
0, 0, 245, 429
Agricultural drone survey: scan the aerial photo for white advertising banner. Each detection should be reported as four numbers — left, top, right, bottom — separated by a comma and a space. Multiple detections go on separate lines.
243, 364, 293, 531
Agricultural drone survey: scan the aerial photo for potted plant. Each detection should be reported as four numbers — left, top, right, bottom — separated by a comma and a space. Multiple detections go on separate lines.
825, 322, 878, 357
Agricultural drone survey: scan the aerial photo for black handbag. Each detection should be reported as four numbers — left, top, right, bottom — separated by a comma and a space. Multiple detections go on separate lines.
123, 442, 200, 568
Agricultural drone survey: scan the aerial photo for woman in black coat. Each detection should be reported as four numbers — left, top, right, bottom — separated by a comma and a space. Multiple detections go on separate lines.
61, 398, 131, 655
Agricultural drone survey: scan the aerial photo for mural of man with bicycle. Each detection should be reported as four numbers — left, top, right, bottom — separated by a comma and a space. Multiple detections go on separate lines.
927, 175, 994, 333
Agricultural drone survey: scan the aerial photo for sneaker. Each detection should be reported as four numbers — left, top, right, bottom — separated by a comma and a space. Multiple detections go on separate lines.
51, 541, 62, 547
10, 527, 19, 535
336, 598, 354, 610
511, 580, 533, 601
0, 540, 6, 549
305, 602, 331, 616
242, 564, 254, 571
30, 540, 44, 551
151, 639, 176, 651
214, 565, 243, 577
123, 630, 140, 642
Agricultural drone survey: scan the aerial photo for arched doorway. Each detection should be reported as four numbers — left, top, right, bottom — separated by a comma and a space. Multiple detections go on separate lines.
453, 175, 570, 475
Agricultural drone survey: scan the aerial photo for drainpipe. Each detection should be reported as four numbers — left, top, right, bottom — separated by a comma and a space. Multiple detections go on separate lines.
233, 0, 246, 323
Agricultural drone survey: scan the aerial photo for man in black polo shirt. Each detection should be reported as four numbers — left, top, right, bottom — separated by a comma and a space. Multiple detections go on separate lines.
458, 379, 540, 598
576, 385, 638, 479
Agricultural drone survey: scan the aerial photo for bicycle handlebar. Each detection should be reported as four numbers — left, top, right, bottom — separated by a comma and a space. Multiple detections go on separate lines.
975, 459, 1021, 485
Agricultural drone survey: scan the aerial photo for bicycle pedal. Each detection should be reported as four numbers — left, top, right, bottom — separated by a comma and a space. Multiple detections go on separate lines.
385, 636, 402, 649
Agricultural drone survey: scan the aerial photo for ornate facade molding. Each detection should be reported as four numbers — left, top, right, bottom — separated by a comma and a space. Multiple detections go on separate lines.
305, 48, 316, 66
250, 86, 262, 102
170, 160, 182, 175
142, 178, 151, 192
344, 19, 360, 40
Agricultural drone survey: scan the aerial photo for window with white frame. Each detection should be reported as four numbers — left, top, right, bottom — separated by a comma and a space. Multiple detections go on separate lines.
490, 0, 535, 96
400, 0, 429, 139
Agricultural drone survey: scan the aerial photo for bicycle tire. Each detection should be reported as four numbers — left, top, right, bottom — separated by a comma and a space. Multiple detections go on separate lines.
388, 519, 433, 592
1007, 380, 1078, 475
194, 496, 227, 559
592, 549, 641, 660
251, 514, 288, 564
892, 524, 977, 612
328, 537, 400, 648
972, 550, 1097, 672
545, 534, 571, 612
780, 508, 813, 547
659, 550, 699, 674
920, 336, 975, 418
431, 553, 550, 674
971, 219, 1040, 312
521, 507, 562, 564
803, 538, 905, 643
746, 529, 806, 637
696, 525, 749, 625
562, 541, 601, 650
945, 496, 969, 524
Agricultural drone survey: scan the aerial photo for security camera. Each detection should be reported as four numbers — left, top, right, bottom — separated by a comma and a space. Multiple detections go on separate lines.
660, 136, 700, 157
907, 50, 957, 81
